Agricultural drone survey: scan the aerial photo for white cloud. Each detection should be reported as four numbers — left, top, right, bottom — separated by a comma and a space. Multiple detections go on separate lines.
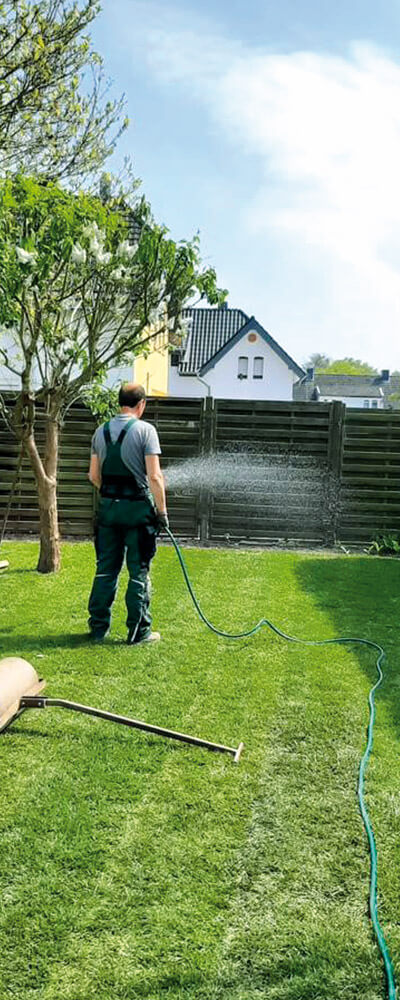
122, 4, 400, 365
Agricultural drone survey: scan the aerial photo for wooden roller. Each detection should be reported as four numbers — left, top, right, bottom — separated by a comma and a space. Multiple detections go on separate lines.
0, 657, 45, 733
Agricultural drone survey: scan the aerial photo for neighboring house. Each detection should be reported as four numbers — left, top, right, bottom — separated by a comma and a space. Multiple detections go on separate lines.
168, 305, 304, 399
132, 326, 169, 396
0, 323, 167, 395
0, 327, 134, 394
293, 368, 400, 409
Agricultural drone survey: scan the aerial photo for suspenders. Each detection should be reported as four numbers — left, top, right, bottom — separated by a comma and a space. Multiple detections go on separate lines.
100, 419, 146, 500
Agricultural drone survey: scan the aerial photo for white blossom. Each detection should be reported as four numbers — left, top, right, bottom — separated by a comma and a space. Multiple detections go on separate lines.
89, 236, 102, 255
71, 243, 87, 265
82, 221, 102, 240
94, 249, 112, 266
117, 239, 137, 260
16, 246, 36, 265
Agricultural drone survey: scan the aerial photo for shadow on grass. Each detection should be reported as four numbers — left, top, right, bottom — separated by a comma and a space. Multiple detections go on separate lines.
2, 714, 208, 772
0, 568, 37, 575
0, 632, 127, 652
1, 725, 51, 739
295, 554, 400, 734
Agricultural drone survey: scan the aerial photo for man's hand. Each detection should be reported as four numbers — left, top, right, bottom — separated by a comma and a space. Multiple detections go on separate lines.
154, 511, 169, 531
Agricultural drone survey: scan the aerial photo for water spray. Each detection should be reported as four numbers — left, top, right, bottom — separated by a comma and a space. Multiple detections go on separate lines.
165, 525, 396, 1000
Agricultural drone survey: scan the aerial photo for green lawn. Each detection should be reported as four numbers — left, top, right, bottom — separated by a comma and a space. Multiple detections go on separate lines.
0, 542, 399, 1000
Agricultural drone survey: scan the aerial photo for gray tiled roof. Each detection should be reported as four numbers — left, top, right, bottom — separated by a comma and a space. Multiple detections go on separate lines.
294, 371, 400, 407
179, 307, 249, 374
315, 375, 383, 397
178, 307, 304, 378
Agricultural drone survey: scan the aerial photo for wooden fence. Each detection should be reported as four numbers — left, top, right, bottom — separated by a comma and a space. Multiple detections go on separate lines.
0, 396, 399, 546
340, 408, 400, 542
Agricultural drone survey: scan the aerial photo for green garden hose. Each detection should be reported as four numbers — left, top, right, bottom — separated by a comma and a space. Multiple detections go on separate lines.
165, 527, 397, 1000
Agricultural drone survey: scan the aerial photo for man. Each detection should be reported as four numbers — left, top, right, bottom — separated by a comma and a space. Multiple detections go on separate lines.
87, 383, 168, 644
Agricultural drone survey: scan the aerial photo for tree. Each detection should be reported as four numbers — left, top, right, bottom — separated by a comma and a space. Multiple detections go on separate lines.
304, 355, 378, 375
0, 175, 227, 572
0, 0, 127, 183
304, 352, 331, 371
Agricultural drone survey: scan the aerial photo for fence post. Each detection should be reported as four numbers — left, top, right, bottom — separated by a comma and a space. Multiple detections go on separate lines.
198, 395, 214, 543
326, 401, 345, 545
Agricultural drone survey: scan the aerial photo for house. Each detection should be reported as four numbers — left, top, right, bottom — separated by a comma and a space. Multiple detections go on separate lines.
132, 326, 169, 396
293, 368, 400, 409
0, 323, 169, 396
167, 305, 305, 399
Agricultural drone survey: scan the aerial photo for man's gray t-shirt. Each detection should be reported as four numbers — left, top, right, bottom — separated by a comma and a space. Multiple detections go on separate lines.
91, 415, 161, 493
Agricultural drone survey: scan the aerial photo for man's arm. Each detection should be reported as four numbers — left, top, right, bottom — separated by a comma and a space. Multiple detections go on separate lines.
145, 454, 167, 513
88, 453, 102, 490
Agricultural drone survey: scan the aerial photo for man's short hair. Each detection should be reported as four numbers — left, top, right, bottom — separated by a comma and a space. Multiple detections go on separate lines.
118, 383, 146, 408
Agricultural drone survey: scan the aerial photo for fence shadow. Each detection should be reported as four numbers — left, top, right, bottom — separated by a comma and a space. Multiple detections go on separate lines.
294, 554, 400, 735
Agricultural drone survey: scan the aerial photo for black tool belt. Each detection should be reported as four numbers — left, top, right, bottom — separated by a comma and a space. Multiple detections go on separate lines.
100, 475, 147, 501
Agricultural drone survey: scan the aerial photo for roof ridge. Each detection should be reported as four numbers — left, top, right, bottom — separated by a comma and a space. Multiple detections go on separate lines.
182, 306, 249, 316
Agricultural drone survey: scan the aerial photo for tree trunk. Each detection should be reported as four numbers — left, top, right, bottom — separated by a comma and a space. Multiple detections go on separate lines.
37, 414, 60, 573
24, 414, 61, 574
37, 477, 60, 573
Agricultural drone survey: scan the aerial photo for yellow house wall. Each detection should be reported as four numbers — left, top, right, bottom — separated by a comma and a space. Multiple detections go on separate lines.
133, 328, 169, 397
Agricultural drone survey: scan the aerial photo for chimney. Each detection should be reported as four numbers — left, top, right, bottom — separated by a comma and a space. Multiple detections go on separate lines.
220, 301, 228, 310
381, 369, 390, 382
306, 366, 315, 381
170, 349, 183, 367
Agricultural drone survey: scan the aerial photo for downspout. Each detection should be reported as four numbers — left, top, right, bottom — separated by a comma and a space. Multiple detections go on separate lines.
195, 372, 211, 397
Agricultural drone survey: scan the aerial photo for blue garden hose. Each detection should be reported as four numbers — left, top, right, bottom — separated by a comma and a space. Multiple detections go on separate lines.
166, 527, 396, 1000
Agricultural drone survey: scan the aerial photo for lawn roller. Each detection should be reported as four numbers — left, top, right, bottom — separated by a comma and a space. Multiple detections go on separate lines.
0, 656, 244, 762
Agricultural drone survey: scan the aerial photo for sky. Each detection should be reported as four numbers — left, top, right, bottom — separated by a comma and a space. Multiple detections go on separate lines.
91, 0, 400, 371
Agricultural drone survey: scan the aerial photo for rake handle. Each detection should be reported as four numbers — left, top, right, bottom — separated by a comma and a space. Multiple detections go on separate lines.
20, 696, 244, 762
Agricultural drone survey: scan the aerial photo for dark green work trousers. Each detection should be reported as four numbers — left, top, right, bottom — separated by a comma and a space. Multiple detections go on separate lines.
88, 497, 157, 640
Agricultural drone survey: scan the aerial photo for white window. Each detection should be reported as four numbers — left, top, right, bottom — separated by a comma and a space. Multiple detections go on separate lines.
363, 400, 370, 408
253, 356, 264, 379
371, 400, 378, 409
238, 356, 248, 379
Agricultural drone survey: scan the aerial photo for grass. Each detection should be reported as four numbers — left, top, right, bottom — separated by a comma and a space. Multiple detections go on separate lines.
0, 541, 399, 999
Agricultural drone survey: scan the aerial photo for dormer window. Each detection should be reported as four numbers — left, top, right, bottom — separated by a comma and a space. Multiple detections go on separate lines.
253, 357, 264, 379
238, 356, 248, 379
